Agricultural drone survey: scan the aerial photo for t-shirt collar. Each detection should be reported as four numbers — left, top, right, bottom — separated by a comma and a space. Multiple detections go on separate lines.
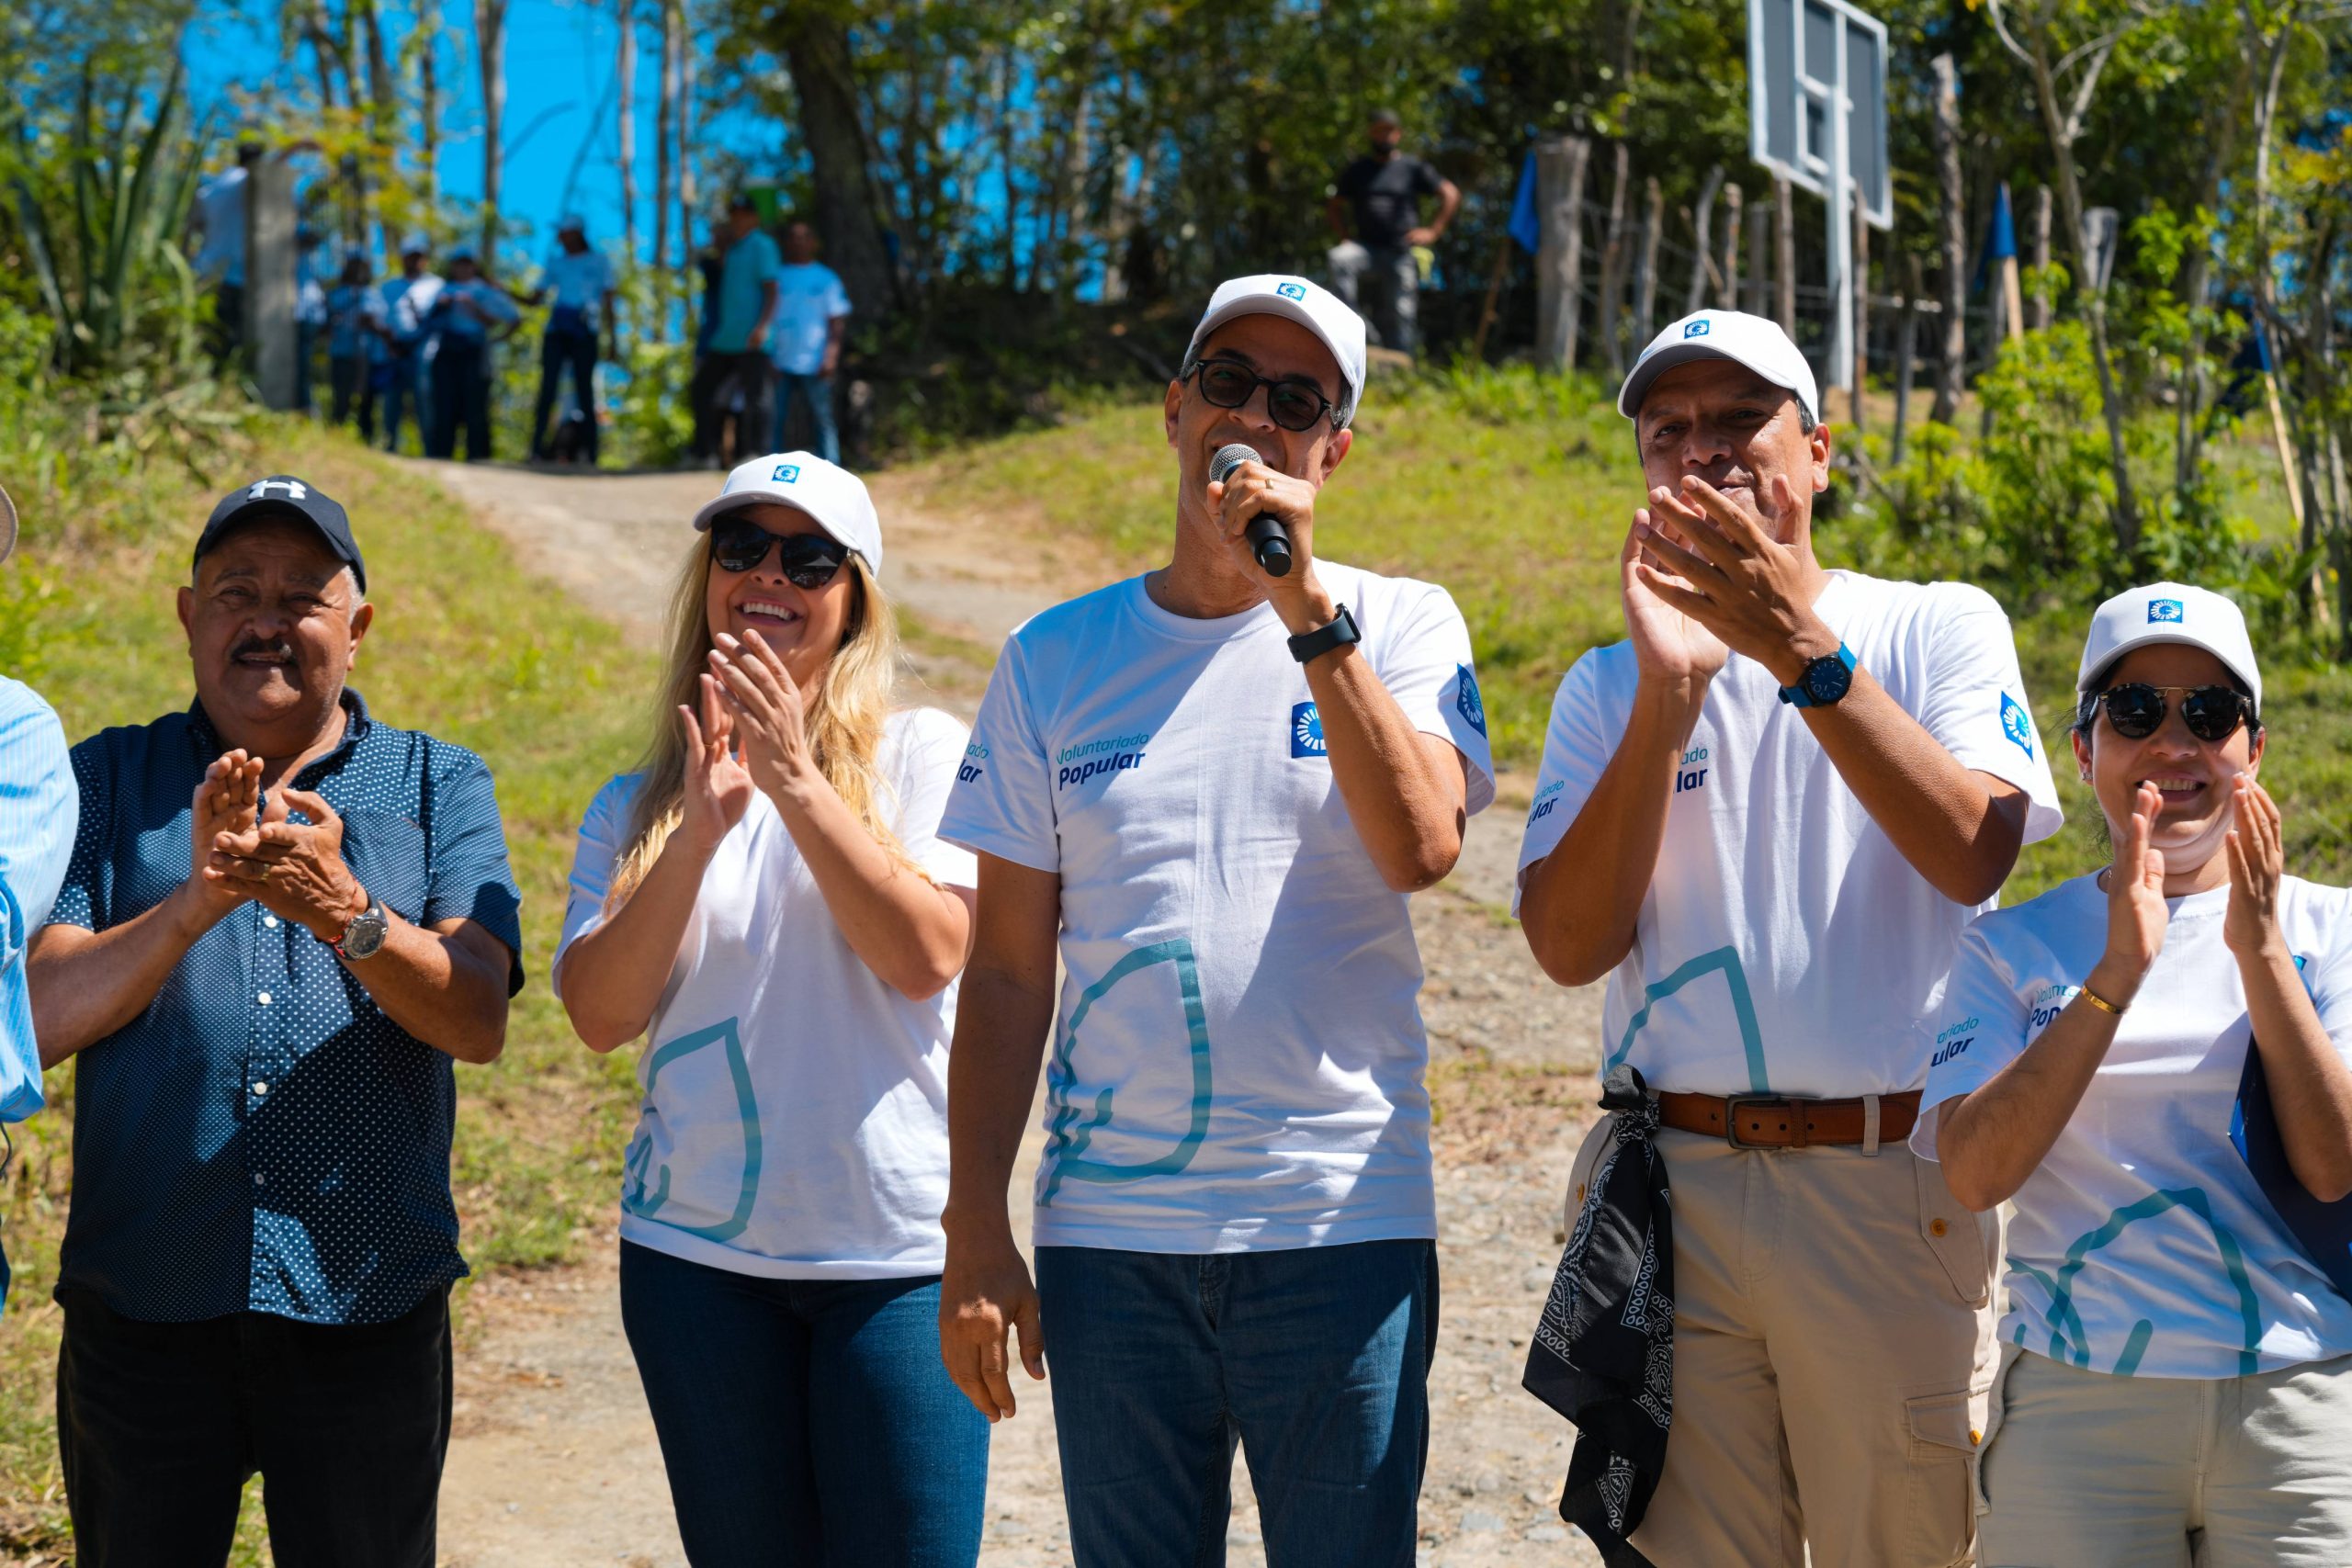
187, 686, 372, 771
1122, 573, 1283, 643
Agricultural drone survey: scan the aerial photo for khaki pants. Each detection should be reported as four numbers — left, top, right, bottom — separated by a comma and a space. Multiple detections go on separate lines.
1979, 1346, 2352, 1567
1564, 1119, 1998, 1567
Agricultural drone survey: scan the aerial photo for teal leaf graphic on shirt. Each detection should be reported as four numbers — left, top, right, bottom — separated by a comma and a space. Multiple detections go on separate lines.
621, 1016, 763, 1243
1605, 945, 1770, 1094
1039, 939, 1213, 1205
2006, 1186, 2261, 1376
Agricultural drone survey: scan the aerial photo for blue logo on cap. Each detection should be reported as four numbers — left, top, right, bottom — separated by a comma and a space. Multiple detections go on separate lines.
1277, 281, 1307, 300
1685, 319, 1712, 338
772, 463, 801, 484
1290, 702, 1326, 758
2001, 693, 2035, 759
2149, 598, 2184, 624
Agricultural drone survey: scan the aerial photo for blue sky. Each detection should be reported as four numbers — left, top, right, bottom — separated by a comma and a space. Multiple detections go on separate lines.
186, 0, 783, 265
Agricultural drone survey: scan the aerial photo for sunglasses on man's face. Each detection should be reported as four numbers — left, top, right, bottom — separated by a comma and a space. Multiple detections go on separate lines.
709, 517, 850, 587
2086, 682, 2255, 743
1186, 357, 1340, 433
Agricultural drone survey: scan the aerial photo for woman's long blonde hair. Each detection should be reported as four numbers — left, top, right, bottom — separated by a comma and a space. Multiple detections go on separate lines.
605, 531, 908, 910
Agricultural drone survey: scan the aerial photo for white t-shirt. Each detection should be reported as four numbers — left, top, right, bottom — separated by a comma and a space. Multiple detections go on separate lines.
555, 707, 978, 1280
1515, 571, 2063, 1097
769, 262, 852, 376
542, 248, 616, 314
939, 562, 1497, 1254
1916, 874, 2352, 1378
382, 274, 444, 350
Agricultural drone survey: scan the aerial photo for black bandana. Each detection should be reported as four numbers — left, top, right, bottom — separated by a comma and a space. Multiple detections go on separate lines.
1522, 1066, 1675, 1566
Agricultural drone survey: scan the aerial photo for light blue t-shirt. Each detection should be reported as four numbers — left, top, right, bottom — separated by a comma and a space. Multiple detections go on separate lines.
1917, 872, 2352, 1378
768, 262, 852, 376
325, 284, 384, 359
541, 247, 616, 314
707, 230, 782, 355
430, 278, 519, 343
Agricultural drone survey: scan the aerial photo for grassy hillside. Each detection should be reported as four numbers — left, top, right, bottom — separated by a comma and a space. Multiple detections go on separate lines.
1, 423, 655, 1557
896, 367, 2352, 900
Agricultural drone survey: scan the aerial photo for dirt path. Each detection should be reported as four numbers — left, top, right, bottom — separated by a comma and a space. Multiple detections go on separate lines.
419, 458, 1605, 1568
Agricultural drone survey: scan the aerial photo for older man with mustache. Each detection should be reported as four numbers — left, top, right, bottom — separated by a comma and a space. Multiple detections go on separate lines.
28, 476, 523, 1568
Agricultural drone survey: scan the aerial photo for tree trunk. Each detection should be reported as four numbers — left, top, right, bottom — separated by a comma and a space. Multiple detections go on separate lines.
1534, 134, 1590, 371
2176, 47, 2253, 498
996, 50, 1018, 290
1929, 51, 1965, 425
1634, 175, 1663, 346
1598, 142, 1630, 378
679, 6, 697, 270
618, 0, 639, 287
1893, 254, 1921, 465
1851, 197, 1868, 434
655, 0, 677, 280
771, 6, 896, 319
420, 12, 439, 212
1746, 186, 1768, 314
1772, 175, 1795, 335
475, 0, 507, 261
1719, 182, 1742, 310
1685, 164, 1724, 315
2029, 184, 2052, 330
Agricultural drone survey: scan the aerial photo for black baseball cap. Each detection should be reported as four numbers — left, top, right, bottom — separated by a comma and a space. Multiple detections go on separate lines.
193, 476, 368, 593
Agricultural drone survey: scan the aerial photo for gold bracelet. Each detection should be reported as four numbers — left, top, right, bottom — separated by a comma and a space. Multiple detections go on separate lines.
2078, 984, 2128, 1017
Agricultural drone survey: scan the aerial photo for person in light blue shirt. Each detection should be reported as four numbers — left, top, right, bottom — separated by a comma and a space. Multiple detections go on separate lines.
0, 494, 78, 1314
527, 215, 618, 466
767, 220, 852, 465
324, 253, 384, 443
424, 248, 520, 462
690, 195, 781, 465
379, 235, 442, 456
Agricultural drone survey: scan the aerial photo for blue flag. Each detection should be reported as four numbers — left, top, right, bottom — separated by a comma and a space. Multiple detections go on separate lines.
1509, 150, 1542, 255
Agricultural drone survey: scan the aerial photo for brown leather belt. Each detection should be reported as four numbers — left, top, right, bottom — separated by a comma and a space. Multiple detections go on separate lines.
1656, 1089, 1921, 1149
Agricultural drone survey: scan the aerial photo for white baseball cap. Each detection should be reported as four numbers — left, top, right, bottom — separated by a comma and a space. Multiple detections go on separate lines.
690, 452, 883, 574
557, 212, 586, 233
2077, 582, 2261, 711
399, 231, 430, 255
1619, 309, 1820, 425
1182, 275, 1367, 428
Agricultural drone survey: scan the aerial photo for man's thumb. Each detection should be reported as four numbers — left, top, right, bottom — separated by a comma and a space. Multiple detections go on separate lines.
1015, 1296, 1046, 1378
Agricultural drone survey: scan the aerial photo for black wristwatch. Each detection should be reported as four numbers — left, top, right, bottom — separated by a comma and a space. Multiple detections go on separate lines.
1777, 642, 1857, 708
1286, 604, 1361, 665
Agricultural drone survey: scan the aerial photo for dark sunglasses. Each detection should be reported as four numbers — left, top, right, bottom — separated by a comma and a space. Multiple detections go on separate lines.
1185, 357, 1340, 432
709, 516, 850, 587
2084, 682, 2256, 743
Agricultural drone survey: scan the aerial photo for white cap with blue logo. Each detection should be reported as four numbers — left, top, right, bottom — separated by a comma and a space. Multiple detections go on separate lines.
1618, 309, 1821, 425
2077, 581, 2262, 711
1182, 275, 1368, 428
691, 452, 884, 574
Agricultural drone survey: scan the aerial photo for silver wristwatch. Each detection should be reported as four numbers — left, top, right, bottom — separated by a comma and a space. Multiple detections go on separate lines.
334, 898, 390, 963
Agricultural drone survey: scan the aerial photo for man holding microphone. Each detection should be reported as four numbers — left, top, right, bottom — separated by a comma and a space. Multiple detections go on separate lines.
937, 275, 1495, 1566
1515, 310, 2063, 1565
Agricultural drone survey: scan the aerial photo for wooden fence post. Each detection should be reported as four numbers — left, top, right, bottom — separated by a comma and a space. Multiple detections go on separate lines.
1774, 175, 1797, 336
1720, 183, 1744, 310
1685, 165, 1724, 315
1535, 136, 1591, 371
1636, 175, 1664, 346
1599, 142, 1631, 378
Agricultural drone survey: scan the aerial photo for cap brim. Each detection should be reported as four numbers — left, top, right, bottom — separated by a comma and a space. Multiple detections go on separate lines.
2076, 629, 2263, 703
1188, 298, 1362, 402
1618, 343, 1814, 421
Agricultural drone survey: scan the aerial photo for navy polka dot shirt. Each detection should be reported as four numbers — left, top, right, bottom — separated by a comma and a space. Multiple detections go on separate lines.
49, 690, 525, 1325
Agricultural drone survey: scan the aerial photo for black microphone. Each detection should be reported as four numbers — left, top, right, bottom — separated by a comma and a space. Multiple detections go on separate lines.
1208, 442, 1293, 578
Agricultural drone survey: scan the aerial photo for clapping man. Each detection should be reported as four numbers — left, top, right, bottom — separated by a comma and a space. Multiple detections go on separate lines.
29, 477, 524, 1567
1514, 311, 2064, 1564
0, 483, 76, 1313
938, 276, 1495, 1566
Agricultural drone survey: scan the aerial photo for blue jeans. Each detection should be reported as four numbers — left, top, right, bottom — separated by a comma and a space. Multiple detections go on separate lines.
773, 370, 841, 464
618, 1241, 988, 1568
379, 352, 424, 455
1035, 1239, 1439, 1568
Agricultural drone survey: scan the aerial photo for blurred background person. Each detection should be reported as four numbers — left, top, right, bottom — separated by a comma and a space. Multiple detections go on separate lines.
767, 220, 851, 466
424, 247, 519, 463
323, 252, 384, 445
528, 214, 618, 468
691, 196, 780, 468
556, 455, 988, 1567
1326, 108, 1456, 360
379, 234, 441, 456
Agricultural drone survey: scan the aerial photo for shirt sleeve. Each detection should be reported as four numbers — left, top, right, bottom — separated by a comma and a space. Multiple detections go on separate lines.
893, 711, 979, 890
1914, 584, 2064, 846
825, 270, 852, 319
1512, 650, 1611, 916
552, 773, 635, 1002
1909, 918, 2034, 1161
0, 693, 75, 1122
937, 634, 1059, 873
1372, 581, 1496, 817
1411, 158, 1444, 197
423, 750, 526, 996
47, 740, 109, 933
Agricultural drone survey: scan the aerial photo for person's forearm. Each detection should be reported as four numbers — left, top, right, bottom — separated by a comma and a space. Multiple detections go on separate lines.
943, 964, 1056, 1247
1521, 675, 1702, 987
772, 765, 970, 999
1326, 198, 1351, 243
559, 830, 716, 1052
1938, 978, 2135, 1211
1432, 181, 1462, 235
28, 889, 222, 1065
2242, 944, 2352, 1201
1797, 670, 2023, 904
1302, 637, 1464, 893
337, 913, 510, 1064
